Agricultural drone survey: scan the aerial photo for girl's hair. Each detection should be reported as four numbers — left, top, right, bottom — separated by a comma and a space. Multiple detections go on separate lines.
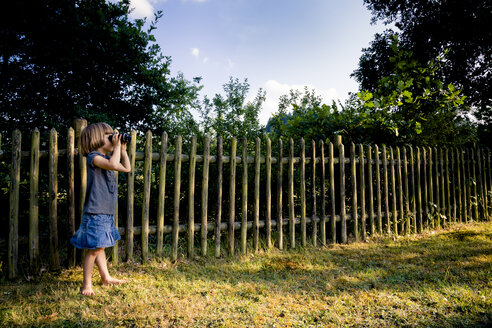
80, 123, 113, 156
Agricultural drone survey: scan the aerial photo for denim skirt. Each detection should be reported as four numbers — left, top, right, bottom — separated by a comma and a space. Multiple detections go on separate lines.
70, 213, 121, 249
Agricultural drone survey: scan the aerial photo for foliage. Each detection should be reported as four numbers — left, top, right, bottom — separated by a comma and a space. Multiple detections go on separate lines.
269, 38, 476, 147
357, 0, 491, 110
0, 0, 201, 137
355, 35, 476, 146
1, 222, 491, 327
355, 0, 491, 145
199, 77, 265, 147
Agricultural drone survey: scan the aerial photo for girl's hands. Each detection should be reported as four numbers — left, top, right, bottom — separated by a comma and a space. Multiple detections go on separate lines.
111, 131, 122, 148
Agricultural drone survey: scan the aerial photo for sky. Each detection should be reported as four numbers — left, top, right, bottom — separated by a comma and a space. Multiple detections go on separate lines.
126, 0, 389, 124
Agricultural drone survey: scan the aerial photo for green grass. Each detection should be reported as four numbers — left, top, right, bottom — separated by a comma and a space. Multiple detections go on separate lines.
1, 222, 491, 327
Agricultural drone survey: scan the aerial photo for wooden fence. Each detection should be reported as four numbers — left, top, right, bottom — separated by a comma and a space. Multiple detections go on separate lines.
1, 119, 491, 278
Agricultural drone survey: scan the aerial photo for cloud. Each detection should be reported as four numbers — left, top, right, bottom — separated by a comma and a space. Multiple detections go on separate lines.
258, 80, 338, 125
191, 48, 200, 57
203, 57, 209, 64
127, 0, 155, 19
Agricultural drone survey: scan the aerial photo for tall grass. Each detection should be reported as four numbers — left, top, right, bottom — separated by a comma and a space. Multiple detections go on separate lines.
1, 222, 491, 327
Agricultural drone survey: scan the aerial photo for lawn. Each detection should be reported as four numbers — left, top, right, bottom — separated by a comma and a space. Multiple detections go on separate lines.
1, 221, 491, 327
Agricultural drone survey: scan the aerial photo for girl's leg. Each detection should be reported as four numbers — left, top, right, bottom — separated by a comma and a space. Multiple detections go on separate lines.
95, 248, 126, 285
81, 249, 99, 295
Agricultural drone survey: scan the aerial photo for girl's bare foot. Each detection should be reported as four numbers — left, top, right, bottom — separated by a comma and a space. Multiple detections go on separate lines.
80, 285, 95, 296
102, 277, 126, 285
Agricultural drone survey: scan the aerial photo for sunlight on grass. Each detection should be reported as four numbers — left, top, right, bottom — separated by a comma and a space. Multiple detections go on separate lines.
1, 221, 491, 327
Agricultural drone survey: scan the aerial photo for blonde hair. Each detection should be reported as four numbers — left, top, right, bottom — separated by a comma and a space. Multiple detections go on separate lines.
80, 123, 113, 156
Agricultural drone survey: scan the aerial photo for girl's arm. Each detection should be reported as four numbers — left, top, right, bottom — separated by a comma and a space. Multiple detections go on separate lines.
92, 134, 131, 173
120, 142, 131, 172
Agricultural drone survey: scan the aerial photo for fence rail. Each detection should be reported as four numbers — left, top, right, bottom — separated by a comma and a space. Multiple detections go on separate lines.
1, 119, 491, 278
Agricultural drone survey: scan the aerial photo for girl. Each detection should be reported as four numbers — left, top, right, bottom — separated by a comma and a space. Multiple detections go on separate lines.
70, 122, 131, 296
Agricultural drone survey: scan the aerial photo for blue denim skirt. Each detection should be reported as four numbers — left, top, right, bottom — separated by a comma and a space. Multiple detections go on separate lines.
70, 213, 121, 249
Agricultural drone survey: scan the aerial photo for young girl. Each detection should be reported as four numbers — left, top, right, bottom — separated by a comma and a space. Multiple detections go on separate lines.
70, 122, 131, 296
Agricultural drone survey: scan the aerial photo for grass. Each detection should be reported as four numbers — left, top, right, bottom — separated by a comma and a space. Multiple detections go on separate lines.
1, 221, 491, 327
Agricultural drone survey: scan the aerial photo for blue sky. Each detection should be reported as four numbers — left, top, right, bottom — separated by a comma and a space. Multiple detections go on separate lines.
127, 0, 389, 124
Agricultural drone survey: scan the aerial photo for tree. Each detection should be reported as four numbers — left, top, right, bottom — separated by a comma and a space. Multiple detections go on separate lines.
356, 36, 475, 146
0, 0, 200, 136
199, 77, 265, 144
267, 87, 383, 145
354, 0, 491, 144
268, 39, 475, 147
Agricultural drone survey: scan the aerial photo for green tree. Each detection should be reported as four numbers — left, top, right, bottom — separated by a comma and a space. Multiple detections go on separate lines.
354, 0, 491, 145
199, 77, 265, 144
267, 87, 382, 145
0, 0, 200, 136
356, 36, 475, 146
356, 0, 491, 109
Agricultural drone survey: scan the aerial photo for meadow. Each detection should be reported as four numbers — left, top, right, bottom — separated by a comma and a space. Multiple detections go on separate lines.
1, 221, 491, 327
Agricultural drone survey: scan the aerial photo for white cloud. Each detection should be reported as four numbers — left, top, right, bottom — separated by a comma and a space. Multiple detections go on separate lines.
203, 57, 209, 64
258, 80, 338, 125
191, 48, 200, 57
128, 0, 155, 20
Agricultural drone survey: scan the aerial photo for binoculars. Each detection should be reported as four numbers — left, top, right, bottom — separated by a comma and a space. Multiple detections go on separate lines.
108, 133, 131, 144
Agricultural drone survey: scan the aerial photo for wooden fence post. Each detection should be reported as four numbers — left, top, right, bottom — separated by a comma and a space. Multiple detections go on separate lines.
382, 145, 390, 234
188, 135, 197, 258
319, 140, 326, 245
49, 129, 60, 271
277, 139, 283, 250
288, 138, 295, 248
300, 138, 306, 246
172, 136, 182, 262
266, 137, 272, 249
142, 131, 152, 263
367, 145, 375, 236
453, 148, 458, 222
336, 136, 347, 243
440, 148, 446, 226
241, 138, 248, 254
9, 129, 21, 279
434, 147, 441, 228
254, 137, 261, 252
74, 119, 87, 230
416, 147, 423, 232
410, 146, 417, 233
228, 137, 236, 256
481, 148, 489, 219
390, 147, 397, 235
427, 147, 434, 229
350, 143, 358, 242
476, 147, 484, 220
461, 148, 468, 222
466, 149, 472, 221
29, 129, 40, 271
201, 135, 210, 256
157, 132, 168, 257
397, 147, 404, 234
67, 128, 76, 267
126, 130, 137, 261
310, 140, 317, 246
375, 145, 382, 234
403, 147, 410, 234
329, 142, 336, 243
215, 137, 223, 258
359, 144, 366, 240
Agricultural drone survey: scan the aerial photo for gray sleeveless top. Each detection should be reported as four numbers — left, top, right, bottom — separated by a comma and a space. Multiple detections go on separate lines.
83, 151, 117, 215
